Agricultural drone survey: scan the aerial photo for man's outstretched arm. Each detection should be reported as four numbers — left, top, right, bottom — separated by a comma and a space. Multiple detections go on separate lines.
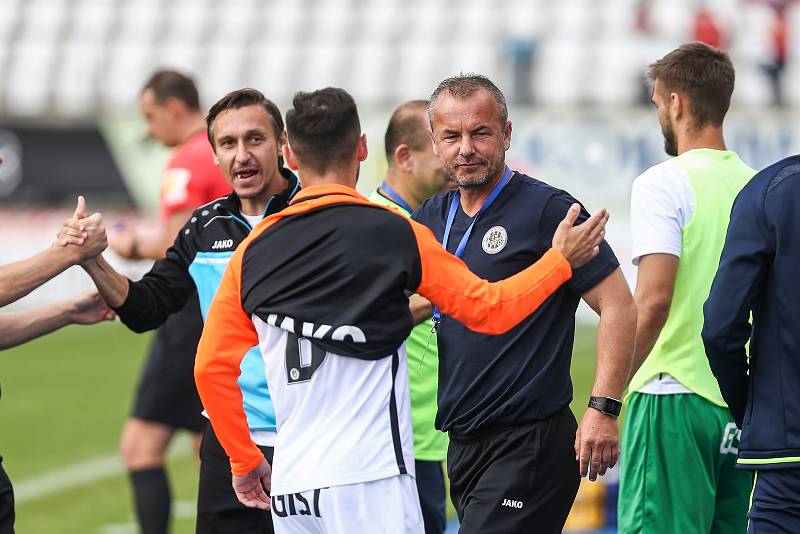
0, 291, 115, 350
410, 203, 608, 335
0, 197, 106, 307
58, 199, 197, 332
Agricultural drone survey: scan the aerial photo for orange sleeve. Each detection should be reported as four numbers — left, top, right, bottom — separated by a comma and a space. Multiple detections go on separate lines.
409, 219, 572, 335
194, 246, 264, 476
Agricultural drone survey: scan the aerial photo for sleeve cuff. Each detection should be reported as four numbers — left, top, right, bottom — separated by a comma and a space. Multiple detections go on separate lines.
631, 247, 681, 266
112, 279, 149, 329
231, 448, 268, 476
112, 278, 142, 315
543, 247, 573, 283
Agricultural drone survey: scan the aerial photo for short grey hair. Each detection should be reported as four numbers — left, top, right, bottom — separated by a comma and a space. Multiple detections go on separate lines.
428, 74, 508, 126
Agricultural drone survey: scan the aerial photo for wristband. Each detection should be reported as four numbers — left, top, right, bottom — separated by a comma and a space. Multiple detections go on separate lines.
588, 396, 622, 418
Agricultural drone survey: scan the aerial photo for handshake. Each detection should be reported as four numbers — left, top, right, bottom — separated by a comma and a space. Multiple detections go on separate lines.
50, 195, 134, 315
53, 195, 110, 264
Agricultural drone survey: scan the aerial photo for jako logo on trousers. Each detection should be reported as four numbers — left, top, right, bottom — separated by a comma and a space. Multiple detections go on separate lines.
502, 499, 523, 509
212, 239, 234, 249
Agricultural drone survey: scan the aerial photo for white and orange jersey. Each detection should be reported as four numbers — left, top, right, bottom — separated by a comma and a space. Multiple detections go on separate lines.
194, 184, 572, 494
256, 321, 414, 495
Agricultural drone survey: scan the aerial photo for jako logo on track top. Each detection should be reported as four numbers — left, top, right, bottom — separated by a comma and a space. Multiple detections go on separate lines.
212, 239, 234, 249
502, 498, 524, 509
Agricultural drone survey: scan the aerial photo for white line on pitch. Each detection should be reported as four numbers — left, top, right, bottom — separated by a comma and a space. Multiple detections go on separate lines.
14, 434, 194, 504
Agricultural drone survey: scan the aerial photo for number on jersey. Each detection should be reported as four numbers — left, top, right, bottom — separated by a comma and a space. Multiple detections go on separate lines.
285, 333, 327, 384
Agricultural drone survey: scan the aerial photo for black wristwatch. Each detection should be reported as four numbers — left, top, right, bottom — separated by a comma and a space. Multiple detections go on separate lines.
588, 396, 622, 418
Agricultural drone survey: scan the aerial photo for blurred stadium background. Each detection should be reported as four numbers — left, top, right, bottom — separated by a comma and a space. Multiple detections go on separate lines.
0, 0, 797, 532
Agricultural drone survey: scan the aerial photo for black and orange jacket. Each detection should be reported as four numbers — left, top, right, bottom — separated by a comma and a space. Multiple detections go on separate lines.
195, 184, 572, 475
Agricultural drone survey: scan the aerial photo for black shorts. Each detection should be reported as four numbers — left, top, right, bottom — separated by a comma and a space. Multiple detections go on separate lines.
132, 293, 205, 432
197, 423, 274, 534
447, 407, 580, 534
0, 455, 14, 534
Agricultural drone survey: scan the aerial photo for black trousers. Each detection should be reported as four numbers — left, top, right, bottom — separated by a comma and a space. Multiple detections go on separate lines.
196, 424, 273, 534
415, 460, 446, 534
447, 407, 580, 534
748, 468, 800, 533
0, 456, 14, 534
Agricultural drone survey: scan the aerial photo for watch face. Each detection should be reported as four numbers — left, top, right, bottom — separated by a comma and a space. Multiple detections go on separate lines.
606, 398, 622, 416
590, 396, 621, 416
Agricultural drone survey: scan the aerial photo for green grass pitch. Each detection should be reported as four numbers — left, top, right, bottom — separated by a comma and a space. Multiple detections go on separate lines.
0, 320, 600, 533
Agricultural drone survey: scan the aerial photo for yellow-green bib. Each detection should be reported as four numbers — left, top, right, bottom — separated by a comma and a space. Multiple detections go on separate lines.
629, 149, 755, 406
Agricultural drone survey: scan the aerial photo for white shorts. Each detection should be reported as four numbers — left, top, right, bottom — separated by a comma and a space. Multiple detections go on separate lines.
271, 474, 424, 534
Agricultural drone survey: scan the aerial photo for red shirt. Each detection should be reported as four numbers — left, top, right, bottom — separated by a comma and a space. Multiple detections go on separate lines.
160, 131, 230, 220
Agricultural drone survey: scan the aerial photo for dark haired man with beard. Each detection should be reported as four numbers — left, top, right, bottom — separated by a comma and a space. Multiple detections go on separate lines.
620, 43, 756, 533
412, 74, 636, 534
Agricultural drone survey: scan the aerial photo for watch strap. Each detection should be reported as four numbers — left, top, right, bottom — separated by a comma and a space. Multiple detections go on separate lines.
588, 396, 622, 417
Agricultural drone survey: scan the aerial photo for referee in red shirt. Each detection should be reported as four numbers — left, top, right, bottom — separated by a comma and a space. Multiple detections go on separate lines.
112, 70, 230, 534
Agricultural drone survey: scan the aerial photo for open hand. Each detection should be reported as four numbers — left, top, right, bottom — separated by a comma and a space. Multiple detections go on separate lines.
232, 459, 272, 510
552, 204, 609, 269
575, 407, 619, 481
66, 291, 115, 324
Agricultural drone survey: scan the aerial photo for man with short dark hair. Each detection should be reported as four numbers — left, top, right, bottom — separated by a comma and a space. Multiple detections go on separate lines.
101, 69, 230, 534
369, 100, 450, 534
59, 88, 297, 534
116, 69, 231, 259
619, 43, 756, 533
412, 74, 636, 534
194, 86, 610, 534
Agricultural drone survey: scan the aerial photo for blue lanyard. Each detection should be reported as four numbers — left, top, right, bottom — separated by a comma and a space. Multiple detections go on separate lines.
379, 182, 414, 215
432, 166, 514, 324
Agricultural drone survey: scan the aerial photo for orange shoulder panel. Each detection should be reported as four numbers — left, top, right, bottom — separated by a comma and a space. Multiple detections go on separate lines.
194, 187, 383, 476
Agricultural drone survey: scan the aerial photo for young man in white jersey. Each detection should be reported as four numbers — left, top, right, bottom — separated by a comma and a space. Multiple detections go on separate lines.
194, 87, 610, 534
619, 42, 756, 533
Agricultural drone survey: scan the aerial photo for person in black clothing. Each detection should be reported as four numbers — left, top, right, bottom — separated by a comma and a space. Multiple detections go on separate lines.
412, 75, 636, 533
58, 89, 298, 534
703, 155, 800, 533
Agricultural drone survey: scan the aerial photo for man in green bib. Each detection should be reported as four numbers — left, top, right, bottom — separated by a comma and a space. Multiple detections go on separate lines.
369, 100, 451, 534
619, 43, 755, 533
